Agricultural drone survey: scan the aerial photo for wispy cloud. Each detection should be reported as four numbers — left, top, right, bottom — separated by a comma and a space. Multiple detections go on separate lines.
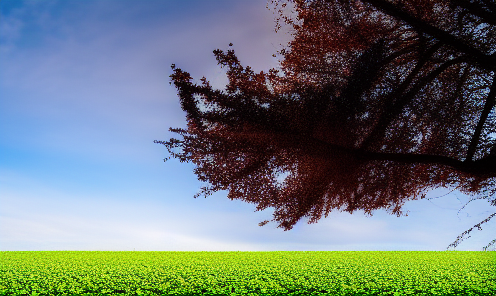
3, 169, 492, 252
1, 0, 289, 162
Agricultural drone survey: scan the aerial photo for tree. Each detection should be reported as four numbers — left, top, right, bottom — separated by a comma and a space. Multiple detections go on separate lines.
155, 0, 495, 250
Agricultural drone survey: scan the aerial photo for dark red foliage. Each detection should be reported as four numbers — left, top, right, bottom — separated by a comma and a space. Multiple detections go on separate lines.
156, 0, 495, 232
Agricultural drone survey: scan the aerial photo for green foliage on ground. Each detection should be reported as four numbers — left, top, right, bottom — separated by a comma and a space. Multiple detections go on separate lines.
1, 251, 495, 295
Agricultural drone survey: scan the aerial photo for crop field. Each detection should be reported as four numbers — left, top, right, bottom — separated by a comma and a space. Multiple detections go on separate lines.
1, 251, 495, 295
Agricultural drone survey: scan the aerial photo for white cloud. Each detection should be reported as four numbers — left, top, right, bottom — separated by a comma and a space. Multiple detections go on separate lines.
0, 0, 291, 165
2, 168, 494, 251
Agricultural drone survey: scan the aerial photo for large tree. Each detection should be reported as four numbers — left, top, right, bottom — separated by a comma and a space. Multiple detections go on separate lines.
155, 0, 495, 250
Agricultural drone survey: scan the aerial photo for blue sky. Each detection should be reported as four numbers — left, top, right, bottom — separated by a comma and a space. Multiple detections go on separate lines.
1, 0, 494, 252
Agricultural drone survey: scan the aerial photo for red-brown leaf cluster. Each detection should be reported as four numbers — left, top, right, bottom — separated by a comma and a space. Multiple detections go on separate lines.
156, 0, 495, 231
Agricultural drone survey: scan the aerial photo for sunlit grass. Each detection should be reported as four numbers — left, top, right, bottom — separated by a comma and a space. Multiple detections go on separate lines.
1, 251, 495, 295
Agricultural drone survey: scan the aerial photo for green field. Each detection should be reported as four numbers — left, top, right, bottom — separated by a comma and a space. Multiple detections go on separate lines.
1, 251, 494, 295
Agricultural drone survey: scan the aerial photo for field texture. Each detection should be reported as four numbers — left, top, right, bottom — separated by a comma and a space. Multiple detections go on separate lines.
1, 251, 495, 295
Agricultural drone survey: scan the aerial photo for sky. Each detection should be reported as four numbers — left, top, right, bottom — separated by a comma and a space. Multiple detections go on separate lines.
1, 0, 494, 252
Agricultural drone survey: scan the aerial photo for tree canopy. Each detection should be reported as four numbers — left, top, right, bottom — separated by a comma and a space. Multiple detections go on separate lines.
155, 0, 495, 249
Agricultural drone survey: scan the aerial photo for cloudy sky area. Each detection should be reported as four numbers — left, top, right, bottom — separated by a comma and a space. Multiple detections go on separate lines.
1, 0, 494, 252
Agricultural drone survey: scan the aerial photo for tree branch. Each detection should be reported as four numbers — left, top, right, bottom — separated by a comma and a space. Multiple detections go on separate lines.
362, 0, 496, 72
360, 149, 496, 176
447, 212, 496, 250
360, 54, 466, 150
466, 79, 496, 161
264, 127, 496, 177
483, 238, 496, 251
450, 0, 496, 25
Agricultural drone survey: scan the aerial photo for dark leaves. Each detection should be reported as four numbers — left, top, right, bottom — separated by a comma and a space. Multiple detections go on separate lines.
156, 0, 495, 232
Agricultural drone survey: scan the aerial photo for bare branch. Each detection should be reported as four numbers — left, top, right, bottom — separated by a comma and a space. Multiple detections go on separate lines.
450, 0, 496, 25
447, 212, 496, 250
483, 239, 496, 251
362, 0, 496, 71
361, 54, 467, 150
466, 79, 496, 161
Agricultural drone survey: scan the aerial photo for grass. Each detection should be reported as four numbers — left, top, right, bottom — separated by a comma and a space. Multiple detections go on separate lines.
1, 251, 495, 295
